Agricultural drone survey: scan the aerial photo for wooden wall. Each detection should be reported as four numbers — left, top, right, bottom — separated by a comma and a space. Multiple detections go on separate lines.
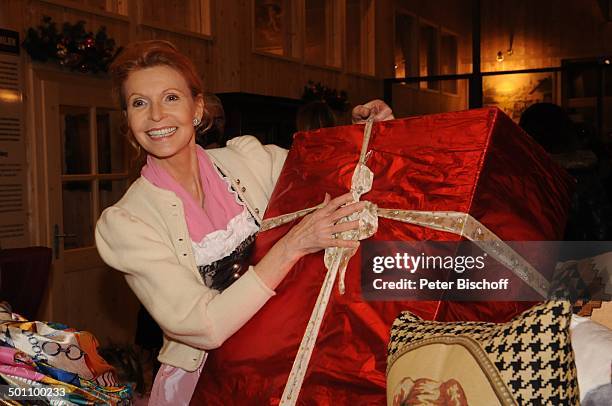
0, 0, 391, 346
1, 0, 391, 100
388, 0, 612, 117
391, 81, 468, 118
2, 0, 611, 345
481, 0, 612, 71
3, 1, 611, 109
230, 0, 388, 105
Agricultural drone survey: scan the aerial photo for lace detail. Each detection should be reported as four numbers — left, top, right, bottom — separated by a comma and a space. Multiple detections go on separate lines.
198, 234, 256, 291
191, 208, 259, 266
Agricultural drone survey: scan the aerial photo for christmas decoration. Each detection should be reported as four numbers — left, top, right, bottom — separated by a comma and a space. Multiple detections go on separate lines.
22, 16, 122, 74
301, 80, 349, 112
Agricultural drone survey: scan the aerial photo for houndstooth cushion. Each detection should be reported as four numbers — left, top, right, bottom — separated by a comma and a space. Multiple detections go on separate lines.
387, 301, 579, 405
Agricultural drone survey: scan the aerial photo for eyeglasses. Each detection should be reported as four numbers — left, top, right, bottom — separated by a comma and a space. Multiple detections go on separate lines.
23, 330, 85, 361
42, 341, 84, 360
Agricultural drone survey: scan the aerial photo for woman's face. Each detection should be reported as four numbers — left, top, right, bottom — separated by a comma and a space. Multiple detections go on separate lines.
124, 65, 203, 160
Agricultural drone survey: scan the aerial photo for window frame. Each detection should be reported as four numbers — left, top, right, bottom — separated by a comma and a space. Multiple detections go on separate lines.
393, 7, 418, 85
345, 0, 376, 77
396, 15, 461, 96
252, 0, 303, 62
439, 27, 459, 96
303, 0, 343, 70
250, 0, 380, 77
417, 17, 440, 92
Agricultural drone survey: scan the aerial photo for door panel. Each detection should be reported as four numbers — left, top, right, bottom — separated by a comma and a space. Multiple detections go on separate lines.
38, 73, 138, 345
61, 180, 94, 249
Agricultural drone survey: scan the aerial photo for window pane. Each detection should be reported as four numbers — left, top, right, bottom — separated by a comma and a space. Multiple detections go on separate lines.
441, 33, 458, 93
97, 109, 125, 174
62, 181, 94, 249
346, 0, 374, 74
99, 180, 127, 212
394, 13, 415, 79
254, 0, 298, 57
305, 0, 340, 67
60, 106, 91, 175
419, 24, 438, 90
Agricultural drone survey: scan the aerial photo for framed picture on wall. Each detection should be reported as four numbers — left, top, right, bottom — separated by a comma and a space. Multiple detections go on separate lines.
254, 0, 296, 56
483, 72, 560, 122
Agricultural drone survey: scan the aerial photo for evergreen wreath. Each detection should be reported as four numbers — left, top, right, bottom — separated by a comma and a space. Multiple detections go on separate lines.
301, 80, 349, 112
22, 16, 122, 74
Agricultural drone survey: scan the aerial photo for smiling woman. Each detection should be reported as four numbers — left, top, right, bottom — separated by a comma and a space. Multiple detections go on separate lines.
125, 67, 203, 156
94, 40, 392, 404
123, 65, 207, 204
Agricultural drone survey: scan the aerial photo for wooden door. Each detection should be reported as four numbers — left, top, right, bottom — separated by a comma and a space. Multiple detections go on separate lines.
35, 70, 139, 344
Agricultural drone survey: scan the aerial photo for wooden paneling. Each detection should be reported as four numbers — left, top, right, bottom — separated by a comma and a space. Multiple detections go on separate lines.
209, 0, 241, 93
64, 266, 139, 346
391, 80, 468, 118
10, 0, 612, 349
24, 1, 131, 46
8, 0, 390, 109
0, 0, 25, 32
8, 1, 612, 101
481, 0, 612, 72
236, 0, 388, 103
6, 0, 389, 347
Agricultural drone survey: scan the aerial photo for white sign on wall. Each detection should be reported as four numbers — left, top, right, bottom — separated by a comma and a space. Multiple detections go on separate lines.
0, 45, 28, 249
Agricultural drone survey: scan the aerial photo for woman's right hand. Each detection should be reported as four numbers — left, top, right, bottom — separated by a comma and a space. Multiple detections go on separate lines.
253, 193, 366, 290
283, 193, 365, 259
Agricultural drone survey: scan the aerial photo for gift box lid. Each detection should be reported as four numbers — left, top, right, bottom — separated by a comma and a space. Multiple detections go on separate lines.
267, 107, 574, 242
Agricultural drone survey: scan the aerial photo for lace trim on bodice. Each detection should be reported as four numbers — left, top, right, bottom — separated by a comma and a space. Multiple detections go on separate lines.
191, 207, 259, 267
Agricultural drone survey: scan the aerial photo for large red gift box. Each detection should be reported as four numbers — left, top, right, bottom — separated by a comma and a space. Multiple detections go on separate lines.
193, 108, 574, 405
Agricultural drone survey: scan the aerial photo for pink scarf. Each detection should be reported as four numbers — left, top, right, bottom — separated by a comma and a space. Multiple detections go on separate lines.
141, 146, 242, 243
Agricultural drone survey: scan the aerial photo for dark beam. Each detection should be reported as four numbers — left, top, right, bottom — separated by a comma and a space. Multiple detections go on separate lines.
468, 0, 482, 109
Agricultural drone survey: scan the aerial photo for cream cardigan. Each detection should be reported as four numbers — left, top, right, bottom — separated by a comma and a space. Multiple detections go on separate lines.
95, 136, 288, 371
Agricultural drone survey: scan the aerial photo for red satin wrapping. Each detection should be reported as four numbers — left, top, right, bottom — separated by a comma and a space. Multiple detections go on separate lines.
192, 108, 574, 405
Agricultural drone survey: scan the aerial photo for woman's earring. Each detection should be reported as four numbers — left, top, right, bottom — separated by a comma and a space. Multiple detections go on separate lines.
193, 117, 201, 126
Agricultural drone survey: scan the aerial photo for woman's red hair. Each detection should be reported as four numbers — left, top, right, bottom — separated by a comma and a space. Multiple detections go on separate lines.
110, 40, 204, 110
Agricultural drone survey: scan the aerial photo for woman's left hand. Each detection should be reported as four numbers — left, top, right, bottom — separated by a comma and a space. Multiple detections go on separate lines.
351, 99, 394, 124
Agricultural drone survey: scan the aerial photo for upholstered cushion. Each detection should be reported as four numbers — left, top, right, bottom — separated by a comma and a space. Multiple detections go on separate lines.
571, 315, 612, 401
387, 301, 579, 405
